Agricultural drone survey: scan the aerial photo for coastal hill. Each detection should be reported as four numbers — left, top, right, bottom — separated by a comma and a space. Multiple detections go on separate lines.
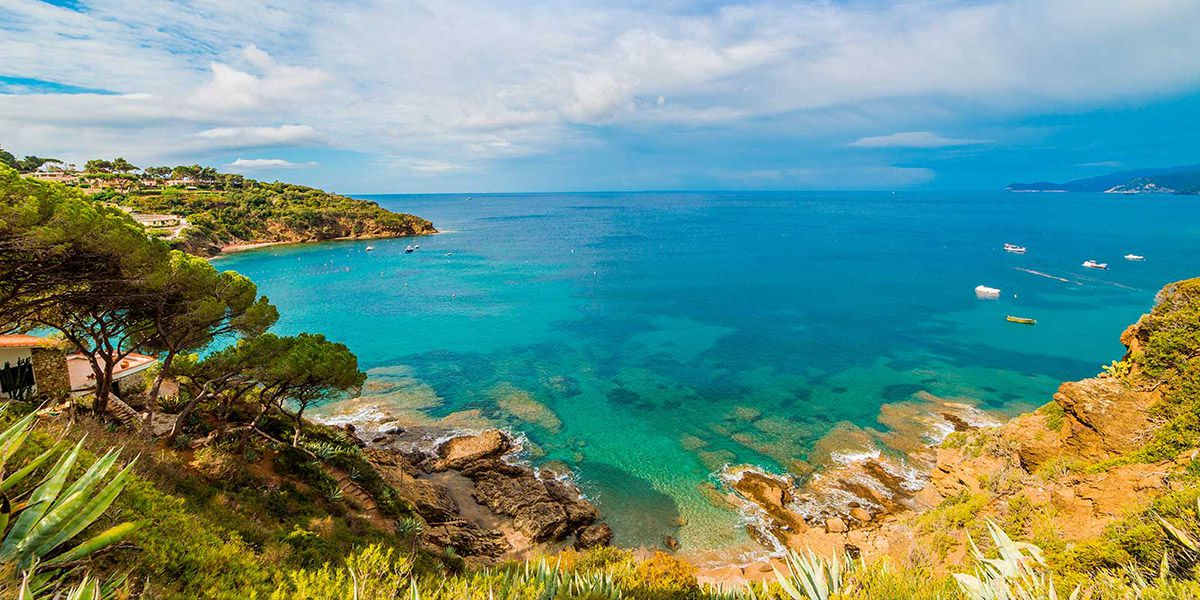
11, 153, 436, 256
1008, 163, 1200, 194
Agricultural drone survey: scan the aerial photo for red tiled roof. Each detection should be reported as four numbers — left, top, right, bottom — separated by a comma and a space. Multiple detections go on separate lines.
0, 335, 59, 348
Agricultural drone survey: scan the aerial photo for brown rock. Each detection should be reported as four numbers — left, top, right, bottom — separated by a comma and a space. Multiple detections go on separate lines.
422, 519, 510, 558
574, 523, 614, 549
367, 449, 459, 521
849, 508, 872, 523
436, 430, 512, 471
824, 517, 848, 534
664, 535, 680, 551
513, 501, 570, 542
1055, 378, 1159, 461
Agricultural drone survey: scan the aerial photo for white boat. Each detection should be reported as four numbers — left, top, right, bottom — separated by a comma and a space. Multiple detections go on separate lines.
365, 245, 375, 252
404, 245, 415, 253
413, 244, 420, 249
975, 285, 1001, 300
1003, 243, 1027, 254
1082, 260, 1108, 270
1124, 254, 1145, 261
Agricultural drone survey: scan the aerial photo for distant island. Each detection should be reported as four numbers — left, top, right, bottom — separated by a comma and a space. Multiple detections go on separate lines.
1007, 163, 1200, 195
2, 147, 436, 256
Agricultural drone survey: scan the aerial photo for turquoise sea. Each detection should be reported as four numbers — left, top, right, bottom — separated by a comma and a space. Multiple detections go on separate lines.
214, 191, 1200, 556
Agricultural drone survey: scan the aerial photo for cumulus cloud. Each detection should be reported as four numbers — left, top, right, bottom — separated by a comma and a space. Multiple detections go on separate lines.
849, 131, 987, 148
197, 125, 319, 146
1, 0, 1199, 187
226, 158, 317, 170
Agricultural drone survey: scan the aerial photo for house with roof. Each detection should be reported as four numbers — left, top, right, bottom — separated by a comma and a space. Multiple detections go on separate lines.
0, 335, 71, 399
0, 334, 158, 401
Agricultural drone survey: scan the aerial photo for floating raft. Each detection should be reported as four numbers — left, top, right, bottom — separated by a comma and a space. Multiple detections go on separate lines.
1006, 315, 1037, 325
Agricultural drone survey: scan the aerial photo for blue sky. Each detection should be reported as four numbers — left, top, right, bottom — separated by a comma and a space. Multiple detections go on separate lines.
2, 0, 1199, 193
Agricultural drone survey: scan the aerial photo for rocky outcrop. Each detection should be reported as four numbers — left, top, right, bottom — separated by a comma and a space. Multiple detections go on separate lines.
1054, 378, 1158, 462
575, 523, 613, 549
362, 429, 608, 562
715, 286, 1193, 578
428, 431, 602, 544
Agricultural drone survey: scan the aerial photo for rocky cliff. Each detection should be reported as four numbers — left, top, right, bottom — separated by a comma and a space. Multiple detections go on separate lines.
715, 278, 1200, 582
351, 426, 610, 564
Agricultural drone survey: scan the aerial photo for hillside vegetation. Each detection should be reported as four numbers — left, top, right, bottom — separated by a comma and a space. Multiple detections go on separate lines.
2, 146, 436, 256
113, 177, 436, 256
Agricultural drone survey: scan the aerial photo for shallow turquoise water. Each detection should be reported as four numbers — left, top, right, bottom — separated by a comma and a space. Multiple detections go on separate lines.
214, 191, 1200, 553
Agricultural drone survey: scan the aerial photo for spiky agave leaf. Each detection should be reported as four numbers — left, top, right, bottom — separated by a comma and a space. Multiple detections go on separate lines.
0, 438, 85, 560
1, 444, 63, 493
32, 460, 137, 558
43, 521, 138, 568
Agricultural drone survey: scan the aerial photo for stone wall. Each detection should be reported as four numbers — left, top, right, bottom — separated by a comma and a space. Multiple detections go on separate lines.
30, 347, 70, 399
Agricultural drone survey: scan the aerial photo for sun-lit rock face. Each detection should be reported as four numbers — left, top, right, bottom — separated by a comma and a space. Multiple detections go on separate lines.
716, 279, 1200, 577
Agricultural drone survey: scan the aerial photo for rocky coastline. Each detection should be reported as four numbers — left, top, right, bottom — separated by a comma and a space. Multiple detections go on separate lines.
312, 282, 1195, 585
702, 303, 1189, 582
336, 421, 611, 564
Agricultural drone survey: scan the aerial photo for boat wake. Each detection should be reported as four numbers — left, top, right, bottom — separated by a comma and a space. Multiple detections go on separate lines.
1014, 267, 1077, 284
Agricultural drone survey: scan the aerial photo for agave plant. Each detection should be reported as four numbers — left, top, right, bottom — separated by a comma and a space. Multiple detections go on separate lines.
17, 571, 127, 600
774, 549, 849, 600
953, 520, 1079, 600
0, 411, 139, 570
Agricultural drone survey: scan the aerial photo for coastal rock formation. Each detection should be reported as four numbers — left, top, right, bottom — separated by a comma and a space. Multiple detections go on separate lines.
360, 428, 608, 562
431, 431, 601, 543
714, 288, 1193, 579
435, 429, 512, 470
574, 523, 613, 549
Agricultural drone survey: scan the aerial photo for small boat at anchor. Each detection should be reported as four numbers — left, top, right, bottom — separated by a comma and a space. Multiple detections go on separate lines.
1003, 243, 1027, 254
1124, 254, 1145, 261
1082, 260, 1108, 270
365, 245, 375, 252
1006, 315, 1037, 325
404, 245, 415, 253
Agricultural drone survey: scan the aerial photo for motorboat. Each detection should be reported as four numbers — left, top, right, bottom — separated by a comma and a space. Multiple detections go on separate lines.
1006, 315, 1037, 325
1003, 243, 1027, 254
405, 245, 415, 253
1082, 260, 1108, 270
975, 285, 1001, 300
1124, 254, 1145, 261
365, 245, 375, 252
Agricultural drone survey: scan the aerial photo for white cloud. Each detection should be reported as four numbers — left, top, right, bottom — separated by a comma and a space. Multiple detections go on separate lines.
226, 158, 317, 170
1, 0, 1199, 186
197, 124, 319, 146
399, 160, 467, 175
849, 131, 986, 148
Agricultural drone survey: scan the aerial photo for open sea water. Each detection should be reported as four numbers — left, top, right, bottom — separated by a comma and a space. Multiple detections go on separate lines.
213, 191, 1200, 554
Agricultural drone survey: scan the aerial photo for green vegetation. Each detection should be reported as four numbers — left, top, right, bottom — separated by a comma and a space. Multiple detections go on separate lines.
0, 144, 60, 173
1116, 278, 1200, 463
2, 145, 435, 256
83, 158, 436, 255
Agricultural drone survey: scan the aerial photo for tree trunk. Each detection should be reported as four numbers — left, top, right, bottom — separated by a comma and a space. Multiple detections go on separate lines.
91, 358, 116, 415
143, 352, 175, 438
292, 405, 306, 447
166, 385, 211, 445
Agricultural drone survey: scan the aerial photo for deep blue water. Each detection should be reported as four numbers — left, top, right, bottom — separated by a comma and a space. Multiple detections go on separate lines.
213, 191, 1200, 553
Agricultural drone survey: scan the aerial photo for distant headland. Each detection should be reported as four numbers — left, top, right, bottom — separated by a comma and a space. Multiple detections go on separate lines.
1007, 163, 1200, 195
2, 146, 436, 257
